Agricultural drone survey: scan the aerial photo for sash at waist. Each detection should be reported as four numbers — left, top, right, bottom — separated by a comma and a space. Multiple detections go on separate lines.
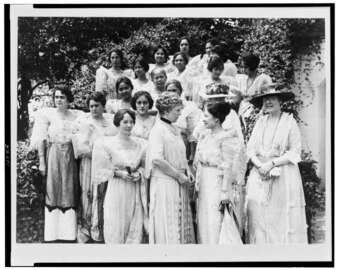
49, 141, 72, 146
199, 161, 218, 168
257, 155, 280, 163
151, 168, 186, 180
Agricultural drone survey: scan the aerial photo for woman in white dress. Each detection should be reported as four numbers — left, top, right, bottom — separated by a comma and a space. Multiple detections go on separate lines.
106, 76, 134, 114
146, 92, 195, 244
193, 56, 234, 108
148, 44, 175, 75
167, 52, 195, 101
131, 91, 157, 140
194, 102, 246, 244
95, 49, 134, 99
30, 85, 82, 242
132, 59, 153, 94
230, 53, 272, 138
71, 91, 117, 243
245, 84, 308, 244
91, 109, 148, 244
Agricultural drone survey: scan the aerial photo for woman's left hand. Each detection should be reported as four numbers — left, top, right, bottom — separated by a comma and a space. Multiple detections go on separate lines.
131, 172, 141, 182
258, 161, 273, 176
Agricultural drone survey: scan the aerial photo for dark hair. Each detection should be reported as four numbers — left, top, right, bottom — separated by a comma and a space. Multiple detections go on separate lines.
108, 49, 127, 70
153, 44, 169, 63
206, 38, 218, 47
115, 76, 134, 94
86, 91, 106, 108
207, 56, 224, 72
242, 53, 260, 71
131, 91, 154, 110
172, 52, 189, 65
165, 80, 183, 96
179, 36, 190, 48
134, 59, 150, 73
52, 85, 74, 103
206, 102, 231, 124
113, 109, 136, 127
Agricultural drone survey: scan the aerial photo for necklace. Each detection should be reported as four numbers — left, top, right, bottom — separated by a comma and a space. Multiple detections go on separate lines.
262, 112, 282, 150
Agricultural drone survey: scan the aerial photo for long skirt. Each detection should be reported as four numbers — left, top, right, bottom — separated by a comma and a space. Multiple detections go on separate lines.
103, 176, 144, 244
197, 166, 223, 244
246, 163, 308, 244
44, 142, 78, 241
149, 173, 195, 244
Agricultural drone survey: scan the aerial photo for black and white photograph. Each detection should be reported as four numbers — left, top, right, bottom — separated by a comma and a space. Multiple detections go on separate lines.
7, 3, 333, 266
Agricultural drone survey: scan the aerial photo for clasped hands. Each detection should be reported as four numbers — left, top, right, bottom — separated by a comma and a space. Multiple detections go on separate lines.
177, 171, 195, 187
117, 170, 141, 182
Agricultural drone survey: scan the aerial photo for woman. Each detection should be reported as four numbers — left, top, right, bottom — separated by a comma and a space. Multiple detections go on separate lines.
132, 59, 153, 94
169, 36, 194, 65
71, 91, 117, 243
148, 44, 175, 74
193, 102, 247, 244
95, 49, 134, 99
193, 56, 234, 108
30, 85, 82, 242
168, 52, 195, 101
191, 39, 237, 79
145, 92, 195, 244
164, 79, 202, 161
131, 91, 157, 140
150, 67, 168, 103
91, 109, 148, 244
106, 76, 134, 114
245, 84, 307, 244
231, 53, 272, 136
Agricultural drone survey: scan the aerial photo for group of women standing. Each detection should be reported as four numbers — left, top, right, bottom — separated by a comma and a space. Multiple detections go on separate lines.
30, 36, 308, 245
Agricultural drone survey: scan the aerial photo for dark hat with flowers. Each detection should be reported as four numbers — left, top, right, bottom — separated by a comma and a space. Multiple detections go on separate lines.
249, 83, 295, 108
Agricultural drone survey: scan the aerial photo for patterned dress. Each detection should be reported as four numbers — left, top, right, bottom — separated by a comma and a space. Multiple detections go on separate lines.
71, 113, 117, 242
30, 107, 82, 241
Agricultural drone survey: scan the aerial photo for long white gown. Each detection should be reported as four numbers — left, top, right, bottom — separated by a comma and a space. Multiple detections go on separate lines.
145, 119, 195, 244
245, 112, 308, 244
194, 129, 247, 244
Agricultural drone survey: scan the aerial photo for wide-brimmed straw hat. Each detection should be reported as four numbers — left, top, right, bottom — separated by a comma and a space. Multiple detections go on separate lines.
249, 84, 295, 108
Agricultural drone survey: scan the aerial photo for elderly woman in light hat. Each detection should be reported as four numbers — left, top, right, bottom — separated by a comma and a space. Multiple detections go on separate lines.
145, 92, 195, 244
245, 84, 308, 244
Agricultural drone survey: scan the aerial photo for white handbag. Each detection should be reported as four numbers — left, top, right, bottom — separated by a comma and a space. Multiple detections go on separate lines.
218, 204, 243, 244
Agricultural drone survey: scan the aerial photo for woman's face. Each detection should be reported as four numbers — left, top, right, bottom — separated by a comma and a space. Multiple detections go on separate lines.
118, 82, 132, 100
54, 90, 68, 109
134, 63, 146, 78
135, 95, 150, 116
243, 62, 255, 76
174, 54, 186, 72
154, 49, 166, 65
89, 100, 104, 119
203, 108, 218, 130
205, 42, 214, 56
152, 71, 167, 89
118, 113, 134, 137
263, 95, 282, 114
164, 105, 182, 123
166, 83, 182, 97
211, 67, 223, 80
179, 39, 189, 54
110, 52, 121, 68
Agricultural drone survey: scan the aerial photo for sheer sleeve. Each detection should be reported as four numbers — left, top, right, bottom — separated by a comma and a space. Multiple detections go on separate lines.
30, 107, 50, 150
91, 138, 116, 185
70, 114, 92, 159
185, 103, 202, 142
246, 116, 264, 160
223, 60, 238, 78
95, 66, 108, 92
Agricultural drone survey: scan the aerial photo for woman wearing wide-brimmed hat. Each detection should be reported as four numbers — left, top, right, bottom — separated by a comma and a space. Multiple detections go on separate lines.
245, 84, 308, 244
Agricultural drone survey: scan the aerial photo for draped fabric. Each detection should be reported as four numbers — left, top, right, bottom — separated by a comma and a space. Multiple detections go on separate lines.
167, 68, 196, 100
245, 113, 308, 244
105, 99, 133, 115
70, 113, 117, 243
146, 120, 195, 244
131, 78, 154, 94
30, 107, 82, 241
95, 66, 135, 99
194, 129, 247, 243
91, 136, 148, 243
